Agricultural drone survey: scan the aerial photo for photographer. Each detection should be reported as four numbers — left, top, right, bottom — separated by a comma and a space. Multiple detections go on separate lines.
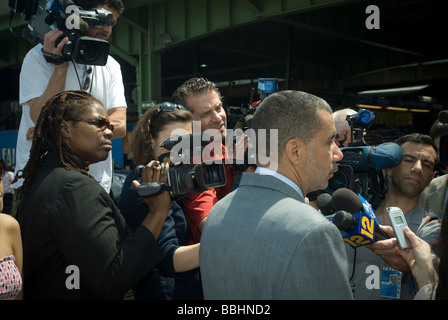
171, 78, 237, 244
345, 133, 441, 300
118, 103, 204, 300
13, 0, 126, 202
333, 108, 358, 147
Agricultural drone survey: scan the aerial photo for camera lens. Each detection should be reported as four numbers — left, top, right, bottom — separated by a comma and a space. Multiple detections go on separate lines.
73, 37, 109, 66
328, 171, 349, 191
78, 43, 99, 62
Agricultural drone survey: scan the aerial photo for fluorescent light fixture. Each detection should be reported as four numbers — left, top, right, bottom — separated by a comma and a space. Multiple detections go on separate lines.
356, 104, 383, 109
409, 109, 430, 113
386, 106, 409, 112
358, 85, 429, 96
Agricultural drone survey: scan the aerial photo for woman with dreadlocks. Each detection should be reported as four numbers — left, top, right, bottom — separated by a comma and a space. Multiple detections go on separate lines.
13, 90, 170, 299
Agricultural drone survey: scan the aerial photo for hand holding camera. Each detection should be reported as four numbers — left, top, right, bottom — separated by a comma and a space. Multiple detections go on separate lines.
133, 160, 172, 217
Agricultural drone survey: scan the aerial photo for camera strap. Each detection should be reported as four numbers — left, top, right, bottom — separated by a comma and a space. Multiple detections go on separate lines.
137, 182, 172, 198
41, 48, 66, 65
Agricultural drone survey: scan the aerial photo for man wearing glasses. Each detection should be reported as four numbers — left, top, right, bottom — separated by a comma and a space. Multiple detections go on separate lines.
13, 0, 126, 201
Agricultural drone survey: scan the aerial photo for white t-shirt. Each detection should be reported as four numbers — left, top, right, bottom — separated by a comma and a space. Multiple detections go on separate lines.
14, 43, 127, 192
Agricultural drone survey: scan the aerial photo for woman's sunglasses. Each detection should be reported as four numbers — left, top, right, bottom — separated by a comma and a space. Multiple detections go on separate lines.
70, 117, 115, 132
151, 102, 186, 121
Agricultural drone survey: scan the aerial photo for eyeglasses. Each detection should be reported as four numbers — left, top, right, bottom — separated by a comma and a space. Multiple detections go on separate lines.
70, 117, 114, 132
0, 159, 5, 181
82, 66, 92, 91
151, 102, 186, 121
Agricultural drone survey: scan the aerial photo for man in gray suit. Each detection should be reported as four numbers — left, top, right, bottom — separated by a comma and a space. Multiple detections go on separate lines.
199, 90, 354, 299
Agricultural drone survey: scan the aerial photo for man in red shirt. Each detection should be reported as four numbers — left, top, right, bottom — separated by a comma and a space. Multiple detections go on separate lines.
172, 78, 236, 243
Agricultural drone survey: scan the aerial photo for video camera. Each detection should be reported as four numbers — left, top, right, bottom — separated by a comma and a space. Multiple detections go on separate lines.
325, 108, 403, 209
234, 78, 278, 131
8, 0, 112, 65
231, 78, 278, 171
136, 132, 227, 199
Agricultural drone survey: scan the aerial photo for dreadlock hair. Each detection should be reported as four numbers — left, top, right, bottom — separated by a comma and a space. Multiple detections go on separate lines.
129, 103, 192, 166
13, 90, 103, 198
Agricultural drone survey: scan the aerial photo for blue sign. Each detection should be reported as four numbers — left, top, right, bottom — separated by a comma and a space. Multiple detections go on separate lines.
0, 130, 18, 169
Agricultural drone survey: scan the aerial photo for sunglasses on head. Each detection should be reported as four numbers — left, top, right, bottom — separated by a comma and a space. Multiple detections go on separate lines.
70, 117, 115, 132
151, 102, 186, 121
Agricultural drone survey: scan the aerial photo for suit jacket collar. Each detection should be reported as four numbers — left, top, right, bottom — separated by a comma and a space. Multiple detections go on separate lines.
429, 174, 448, 194
239, 172, 305, 202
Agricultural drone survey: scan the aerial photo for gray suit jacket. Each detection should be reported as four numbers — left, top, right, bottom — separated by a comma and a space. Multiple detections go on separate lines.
420, 174, 448, 218
199, 172, 354, 299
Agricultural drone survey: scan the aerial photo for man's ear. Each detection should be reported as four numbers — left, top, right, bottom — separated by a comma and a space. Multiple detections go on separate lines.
285, 138, 304, 165
386, 167, 393, 177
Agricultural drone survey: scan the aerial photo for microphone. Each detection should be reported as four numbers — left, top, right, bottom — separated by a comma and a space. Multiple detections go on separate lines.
78, 18, 89, 32
330, 188, 390, 248
438, 110, 448, 124
340, 142, 403, 171
316, 192, 334, 216
332, 188, 364, 214
60, 0, 90, 32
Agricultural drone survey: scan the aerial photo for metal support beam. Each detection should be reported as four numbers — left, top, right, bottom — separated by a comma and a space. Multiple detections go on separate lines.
274, 17, 425, 57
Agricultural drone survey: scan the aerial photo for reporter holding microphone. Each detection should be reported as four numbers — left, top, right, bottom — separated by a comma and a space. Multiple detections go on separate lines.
398, 227, 439, 299
398, 219, 447, 300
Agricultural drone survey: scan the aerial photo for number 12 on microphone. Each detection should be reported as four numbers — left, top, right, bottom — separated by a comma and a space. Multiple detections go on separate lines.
342, 213, 375, 248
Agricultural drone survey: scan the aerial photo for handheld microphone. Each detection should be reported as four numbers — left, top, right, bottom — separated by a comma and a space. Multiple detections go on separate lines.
316, 192, 334, 216
59, 0, 90, 32
438, 110, 448, 124
331, 188, 390, 248
339, 142, 403, 172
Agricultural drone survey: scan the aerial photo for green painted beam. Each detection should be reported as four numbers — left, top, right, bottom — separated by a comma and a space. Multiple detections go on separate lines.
141, 0, 356, 52
0, 0, 360, 118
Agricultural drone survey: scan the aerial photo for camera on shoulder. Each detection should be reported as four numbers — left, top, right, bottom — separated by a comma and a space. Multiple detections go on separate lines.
8, 0, 112, 65
324, 108, 403, 209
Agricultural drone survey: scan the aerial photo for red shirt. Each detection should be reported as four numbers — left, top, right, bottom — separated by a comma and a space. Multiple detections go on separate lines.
182, 145, 234, 244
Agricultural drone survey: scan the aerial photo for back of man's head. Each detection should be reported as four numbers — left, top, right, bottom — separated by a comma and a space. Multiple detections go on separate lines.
251, 90, 332, 159
333, 108, 356, 132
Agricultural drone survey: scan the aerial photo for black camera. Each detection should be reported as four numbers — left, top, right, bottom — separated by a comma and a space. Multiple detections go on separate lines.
324, 109, 403, 209
136, 133, 227, 199
8, 0, 112, 65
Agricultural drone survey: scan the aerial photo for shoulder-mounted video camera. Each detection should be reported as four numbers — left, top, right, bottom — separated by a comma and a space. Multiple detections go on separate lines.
135, 132, 227, 199
8, 0, 112, 65
326, 108, 403, 209
231, 78, 278, 170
